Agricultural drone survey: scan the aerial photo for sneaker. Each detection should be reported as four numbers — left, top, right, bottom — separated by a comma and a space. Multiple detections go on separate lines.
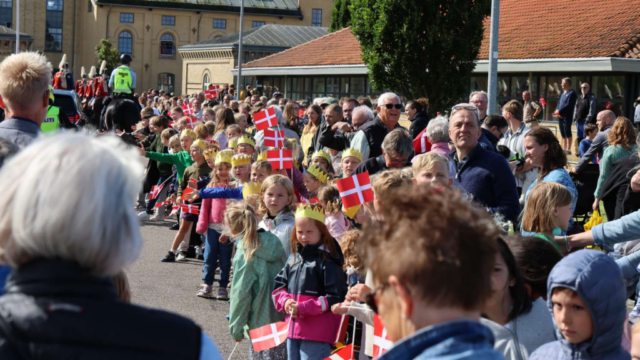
196, 254, 204, 260
160, 251, 175, 262
138, 211, 150, 221
197, 285, 214, 298
150, 214, 165, 221
217, 288, 229, 301
170, 223, 179, 230
176, 252, 187, 262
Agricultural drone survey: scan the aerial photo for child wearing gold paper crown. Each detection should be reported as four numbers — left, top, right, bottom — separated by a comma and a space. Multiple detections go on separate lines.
272, 204, 347, 360
311, 149, 335, 176
231, 153, 252, 184
235, 135, 256, 158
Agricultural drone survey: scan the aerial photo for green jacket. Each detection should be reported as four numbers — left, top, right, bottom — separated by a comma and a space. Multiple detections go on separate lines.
229, 230, 287, 340
146, 151, 194, 184
145, 134, 173, 176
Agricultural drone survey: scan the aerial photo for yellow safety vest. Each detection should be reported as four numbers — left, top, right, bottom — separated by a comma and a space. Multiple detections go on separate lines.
114, 66, 133, 94
42, 106, 60, 133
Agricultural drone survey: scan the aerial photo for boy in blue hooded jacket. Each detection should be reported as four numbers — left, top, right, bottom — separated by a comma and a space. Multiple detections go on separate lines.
530, 250, 630, 360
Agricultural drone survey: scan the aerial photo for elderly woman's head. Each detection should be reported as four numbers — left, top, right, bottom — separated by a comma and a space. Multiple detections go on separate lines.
363, 186, 499, 341
0, 134, 143, 276
382, 128, 413, 169
426, 115, 449, 144
524, 126, 566, 178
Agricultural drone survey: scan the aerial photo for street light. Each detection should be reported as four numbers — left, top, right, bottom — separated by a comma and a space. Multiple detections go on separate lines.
487, 0, 500, 115
236, 0, 244, 95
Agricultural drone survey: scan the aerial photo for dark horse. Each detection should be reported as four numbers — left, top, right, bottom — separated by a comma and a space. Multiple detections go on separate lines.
100, 97, 141, 145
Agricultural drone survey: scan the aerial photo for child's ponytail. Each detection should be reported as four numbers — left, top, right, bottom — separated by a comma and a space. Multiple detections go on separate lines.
318, 186, 342, 215
224, 201, 261, 262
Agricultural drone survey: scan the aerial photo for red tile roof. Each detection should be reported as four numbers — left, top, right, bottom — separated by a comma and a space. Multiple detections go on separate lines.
244, 0, 640, 68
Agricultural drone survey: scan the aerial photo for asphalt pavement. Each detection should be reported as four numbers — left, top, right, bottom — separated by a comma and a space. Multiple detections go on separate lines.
128, 219, 250, 358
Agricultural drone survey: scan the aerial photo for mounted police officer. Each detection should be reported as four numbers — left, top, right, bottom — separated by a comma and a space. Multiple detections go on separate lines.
108, 54, 136, 101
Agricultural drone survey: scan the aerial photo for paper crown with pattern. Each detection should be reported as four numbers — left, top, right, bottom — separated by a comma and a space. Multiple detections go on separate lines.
215, 150, 233, 165
306, 164, 329, 184
231, 154, 252, 167
312, 149, 331, 165
228, 137, 238, 149
203, 148, 218, 160
242, 181, 262, 199
342, 148, 363, 162
237, 135, 255, 148
257, 152, 268, 161
192, 139, 207, 151
295, 204, 325, 223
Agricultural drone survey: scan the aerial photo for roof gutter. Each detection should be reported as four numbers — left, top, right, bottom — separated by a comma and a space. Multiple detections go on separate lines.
473, 57, 640, 73
94, 1, 303, 19
232, 64, 369, 76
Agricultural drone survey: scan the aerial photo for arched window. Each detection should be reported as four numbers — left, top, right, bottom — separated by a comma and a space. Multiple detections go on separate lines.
118, 31, 132, 55
203, 74, 210, 91
160, 33, 175, 56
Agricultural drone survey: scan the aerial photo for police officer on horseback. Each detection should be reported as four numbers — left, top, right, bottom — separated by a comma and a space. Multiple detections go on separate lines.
108, 54, 136, 101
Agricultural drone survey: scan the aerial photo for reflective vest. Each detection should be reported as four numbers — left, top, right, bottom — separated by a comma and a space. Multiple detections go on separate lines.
42, 106, 60, 133
113, 66, 133, 94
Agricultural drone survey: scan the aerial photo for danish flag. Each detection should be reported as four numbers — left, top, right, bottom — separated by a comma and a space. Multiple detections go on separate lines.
539, 96, 547, 107
326, 344, 353, 360
181, 102, 194, 115
180, 204, 199, 215
249, 321, 289, 352
372, 314, 393, 359
264, 129, 285, 147
149, 184, 164, 200
336, 172, 374, 208
413, 128, 432, 155
154, 199, 172, 209
334, 314, 350, 344
169, 205, 180, 217
254, 107, 278, 131
267, 149, 293, 170
204, 86, 218, 99
182, 187, 195, 202
186, 116, 198, 129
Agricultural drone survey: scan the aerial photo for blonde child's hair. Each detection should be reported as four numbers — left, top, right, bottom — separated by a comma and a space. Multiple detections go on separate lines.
208, 149, 233, 187
412, 152, 450, 175
177, 117, 189, 129
168, 134, 182, 149
522, 182, 572, 234
234, 113, 247, 124
160, 128, 175, 141
224, 201, 261, 262
318, 186, 342, 215
340, 230, 364, 272
180, 128, 197, 140
258, 174, 295, 215
204, 120, 216, 136
251, 160, 272, 174
371, 169, 412, 197
225, 124, 242, 137
203, 108, 215, 119
194, 123, 208, 139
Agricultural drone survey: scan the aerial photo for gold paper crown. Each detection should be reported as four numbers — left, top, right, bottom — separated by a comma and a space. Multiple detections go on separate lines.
306, 164, 329, 184
203, 148, 218, 160
215, 150, 233, 165
257, 152, 268, 161
232, 154, 252, 167
312, 149, 332, 165
342, 148, 363, 162
237, 135, 255, 147
228, 137, 238, 149
192, 139, 207, 151
242, 181, 262, 199
295, 204, 325, 223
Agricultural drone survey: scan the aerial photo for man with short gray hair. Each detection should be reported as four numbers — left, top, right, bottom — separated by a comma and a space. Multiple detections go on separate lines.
354, 127, 413, 176
318, 105, 373, 151
469, 91, 489, 123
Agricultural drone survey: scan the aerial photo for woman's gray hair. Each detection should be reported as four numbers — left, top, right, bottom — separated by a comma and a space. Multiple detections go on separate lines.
382, 128, 414, 158
426, 115, 450, 143
377, 92, 401, 106
352, 105, 374, 122
0, 133, 144, 276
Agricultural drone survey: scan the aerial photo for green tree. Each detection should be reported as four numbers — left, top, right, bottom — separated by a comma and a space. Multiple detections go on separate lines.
351, 0, 491, 113
95, 39, 120, 74
329, 0, 352, 32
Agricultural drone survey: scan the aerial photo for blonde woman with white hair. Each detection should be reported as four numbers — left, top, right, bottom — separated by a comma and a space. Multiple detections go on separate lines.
0, 133, 223, 359
0, 52, 53, 148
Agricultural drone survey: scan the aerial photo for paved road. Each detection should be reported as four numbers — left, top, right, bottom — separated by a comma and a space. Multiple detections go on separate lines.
128, 219, 250, 358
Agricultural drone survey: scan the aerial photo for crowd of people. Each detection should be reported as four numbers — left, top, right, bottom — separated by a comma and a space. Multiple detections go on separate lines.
2, 51, 640, 360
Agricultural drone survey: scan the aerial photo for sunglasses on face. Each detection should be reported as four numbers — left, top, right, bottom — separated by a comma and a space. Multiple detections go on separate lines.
383, 104, 403, 110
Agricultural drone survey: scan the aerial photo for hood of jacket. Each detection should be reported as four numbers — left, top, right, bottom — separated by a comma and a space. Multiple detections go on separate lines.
249, 230, 288, 263
546, 249, 626, 358
297, 238, 345, 267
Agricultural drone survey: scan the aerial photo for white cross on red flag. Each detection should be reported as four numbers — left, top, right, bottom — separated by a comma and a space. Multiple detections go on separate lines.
186, 116, 198, 129
181, 103, 194, 115
182, 187, 195, 202
254, 107, 278, 131
149, 184, 164, 200
264, 129, 285, 147
539, 96, 547, 107
413, 129, 432, 155
249, 321, 289, 352
267, 149, 293, 170
154, 199, 172, 209
204, 88, 218, 99
336, 172, 374, 209
169, 205, 179, 217
326, 344, 354, 360
180, 204, 199, 215
372, 314, 393, 359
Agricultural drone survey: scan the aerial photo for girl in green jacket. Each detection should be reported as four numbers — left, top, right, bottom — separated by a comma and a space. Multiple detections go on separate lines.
139, 129, 197, 184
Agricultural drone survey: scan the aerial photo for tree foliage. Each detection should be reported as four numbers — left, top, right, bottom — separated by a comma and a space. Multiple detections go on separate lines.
351, 0, 491, 113
95, 39, 120, 74
329, 0, 352, 32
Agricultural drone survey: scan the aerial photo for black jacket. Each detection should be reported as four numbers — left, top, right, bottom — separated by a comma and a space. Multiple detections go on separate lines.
601, 155, 640, 220
357, 116, 402, 159
408, 110, 430, 140
354, 155, 388, 176
0, 259, 202, 360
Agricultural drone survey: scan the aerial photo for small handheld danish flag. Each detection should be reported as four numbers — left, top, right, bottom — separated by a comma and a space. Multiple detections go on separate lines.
186, 116, 198, 129
169, 205, 180, 217
180, 204, 199, 215
336, 172, 374, 208
267, 149, 293, 170
249, 321, 289, 352
264, 129, 285, 147
254, 107, 278, 131
539, 96, 547, 107
149, 184, 164, 200
182, 187, 195, 202
413, 128, 432, 155
326, 344, 354, 360
372, 314, 393, 359
181, 102, 194, 115
204, 85, 218, 99
154, 199, 172, 209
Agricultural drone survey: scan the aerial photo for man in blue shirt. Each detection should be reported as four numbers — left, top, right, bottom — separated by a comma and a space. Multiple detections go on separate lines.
554, 77, 577, 154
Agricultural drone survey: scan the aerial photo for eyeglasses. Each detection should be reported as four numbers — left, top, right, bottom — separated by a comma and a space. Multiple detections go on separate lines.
364, 282, 388, 314
383, 104, 403, 110
451, 103, 480, 121
386, 154, 408, 164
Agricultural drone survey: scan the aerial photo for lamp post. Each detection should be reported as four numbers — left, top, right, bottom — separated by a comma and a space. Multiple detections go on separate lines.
236, 0, 244, 93
487, 0, 500, 115
15, 0, 20, 53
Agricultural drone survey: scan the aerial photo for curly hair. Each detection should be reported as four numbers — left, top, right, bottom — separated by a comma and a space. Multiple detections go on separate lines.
364, 186, 499, 310
340, 230, 364, 272
525, 127, 566, 179
608, 116, 637, 151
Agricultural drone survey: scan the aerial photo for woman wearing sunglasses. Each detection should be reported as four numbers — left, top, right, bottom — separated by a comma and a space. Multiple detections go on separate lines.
363, 186, 503, 359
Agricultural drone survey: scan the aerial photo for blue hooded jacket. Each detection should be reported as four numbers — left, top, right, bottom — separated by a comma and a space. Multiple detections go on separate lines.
530, 250, 629, 360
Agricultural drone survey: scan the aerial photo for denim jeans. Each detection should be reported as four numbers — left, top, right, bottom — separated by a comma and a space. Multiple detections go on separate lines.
203, 228, 233, 287
286, 339, 331, 360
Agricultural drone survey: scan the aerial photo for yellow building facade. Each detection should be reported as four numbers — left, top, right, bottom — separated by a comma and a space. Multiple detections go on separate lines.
1, 0, 334, 94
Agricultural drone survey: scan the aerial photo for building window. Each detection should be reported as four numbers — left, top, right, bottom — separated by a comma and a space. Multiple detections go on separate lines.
120, 13, 134, 23
88, 0, 92, 12
45, 0, 64, 52
118, 31, 133, 55
252, 21, 265, 28
160, 33, 175, 56
158, 73, 175, 94
312, 9, 322, 27
161, 16, 175, 26
0, 0, 12, 28
203, 73, 210, 91
213, 19, 226, 29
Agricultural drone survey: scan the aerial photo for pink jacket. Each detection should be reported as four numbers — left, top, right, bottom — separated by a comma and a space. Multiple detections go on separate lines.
196, 184, 228, 233
325, 213, 351, 241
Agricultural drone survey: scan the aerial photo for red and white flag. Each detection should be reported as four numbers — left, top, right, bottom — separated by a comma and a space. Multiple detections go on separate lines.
336, 172, 374, 208
334, 314, 350, 344
254, 107, 278, 131
372, 314, 393, 359
182, 187, 195, 202
539, 96, 547, 107
249, 321, 289, 352
169, 205, 180, 217
204, 87, 218, 99
154, 199, 172, 209
149, 184, 164, 200
186, 116, 198, 129
181, 102, 194, 115
267, 149, 293, 170
413, 129, 432, 155
326, 344, 354, 360
264, 129, 285, 148
180, 204, 199, 215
